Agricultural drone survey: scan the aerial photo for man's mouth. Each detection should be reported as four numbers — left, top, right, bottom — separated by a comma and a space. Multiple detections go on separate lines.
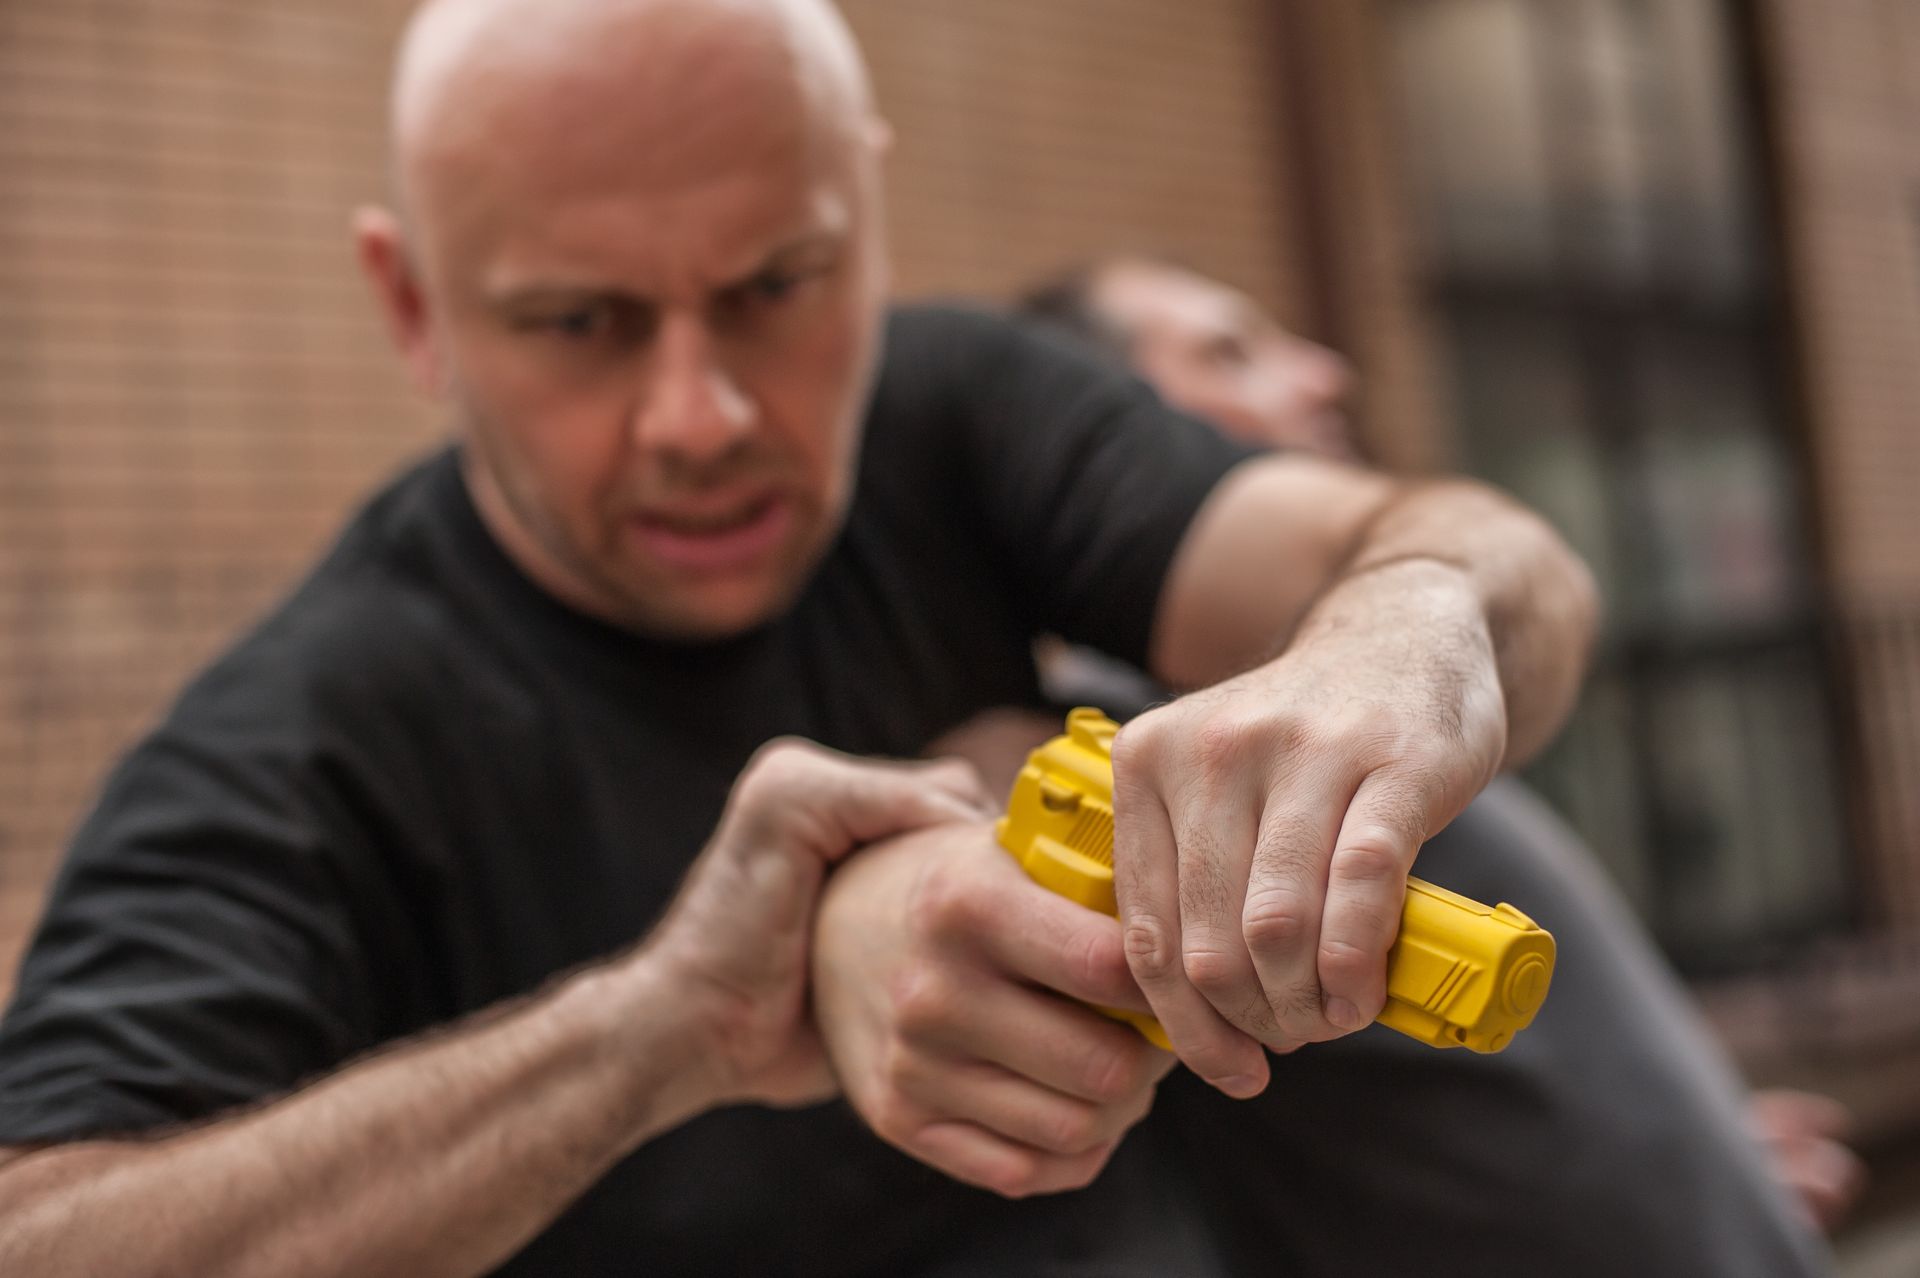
628, 494, 793, 574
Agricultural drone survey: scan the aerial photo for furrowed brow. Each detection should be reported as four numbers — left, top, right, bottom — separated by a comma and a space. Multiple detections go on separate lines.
715, 231, 844, 292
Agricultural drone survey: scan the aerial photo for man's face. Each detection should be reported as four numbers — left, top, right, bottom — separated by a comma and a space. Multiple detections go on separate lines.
391, 29, 890, 640
1093, 261, 1355, 460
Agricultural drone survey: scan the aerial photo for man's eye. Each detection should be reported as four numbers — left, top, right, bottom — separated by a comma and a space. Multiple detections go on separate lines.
544, 304, 614, 339
748, 272, 800, 303
1202, 335, 1251, 369
720, 269, 809, 317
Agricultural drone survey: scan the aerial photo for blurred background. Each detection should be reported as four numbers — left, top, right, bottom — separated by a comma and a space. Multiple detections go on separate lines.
2, 0, 1917, 1266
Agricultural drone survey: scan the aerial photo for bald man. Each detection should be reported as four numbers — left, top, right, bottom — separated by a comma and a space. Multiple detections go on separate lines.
0, 2, 1827, 1275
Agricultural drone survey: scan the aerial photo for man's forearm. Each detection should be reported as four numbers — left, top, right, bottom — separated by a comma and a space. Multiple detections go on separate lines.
1330, 479, 1600, 765
0, 951, 719, 1278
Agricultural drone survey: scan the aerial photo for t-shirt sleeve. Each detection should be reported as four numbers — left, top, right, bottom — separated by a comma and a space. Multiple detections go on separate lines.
0, 690, 395, 1144
902, 306, 1261, 672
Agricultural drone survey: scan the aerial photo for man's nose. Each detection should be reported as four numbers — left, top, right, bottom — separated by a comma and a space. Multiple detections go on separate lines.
633, 316, 758, 464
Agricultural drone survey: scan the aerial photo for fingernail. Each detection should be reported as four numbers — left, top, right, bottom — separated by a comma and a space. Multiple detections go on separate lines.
1325, 998, 1364, 1030
1216, 1073, 1266, 1099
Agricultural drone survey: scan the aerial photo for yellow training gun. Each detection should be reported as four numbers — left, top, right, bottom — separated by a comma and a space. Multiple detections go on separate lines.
996, 708, 1555, 1054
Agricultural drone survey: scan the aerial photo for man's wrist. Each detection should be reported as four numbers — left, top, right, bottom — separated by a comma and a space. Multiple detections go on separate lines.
1298, 557, 1492, 656
552, 948, 735, 1147
1335, 553, 1480, 607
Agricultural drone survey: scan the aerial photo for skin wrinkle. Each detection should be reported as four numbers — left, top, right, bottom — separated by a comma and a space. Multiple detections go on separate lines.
1229, 991, 1286, 1042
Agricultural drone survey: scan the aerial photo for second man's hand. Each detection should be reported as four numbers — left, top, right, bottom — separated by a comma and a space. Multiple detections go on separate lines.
1112, 558, 1511, 1097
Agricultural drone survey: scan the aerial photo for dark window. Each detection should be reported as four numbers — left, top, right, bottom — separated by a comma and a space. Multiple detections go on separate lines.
1384, 0, 1850, 970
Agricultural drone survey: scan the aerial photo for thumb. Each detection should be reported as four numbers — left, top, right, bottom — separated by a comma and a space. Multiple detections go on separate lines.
810, 754, 999, 854
918, 755, 1000, 819
732, 743, 997, 864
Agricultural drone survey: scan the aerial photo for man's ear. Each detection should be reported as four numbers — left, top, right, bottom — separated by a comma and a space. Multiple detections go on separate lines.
352, 206, 446, 398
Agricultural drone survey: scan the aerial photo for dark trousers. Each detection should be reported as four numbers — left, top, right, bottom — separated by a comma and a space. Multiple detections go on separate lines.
1135, 777, 1831, 1275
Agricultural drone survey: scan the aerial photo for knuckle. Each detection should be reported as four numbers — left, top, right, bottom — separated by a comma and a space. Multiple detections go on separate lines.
1108, 716, 1164, 773
1338, 718, 1405, 767
1334, 893, 1400, 950
1372, 759, 1451, 823
1081, 1044, 1140, 1104
888, 965, 957, 1036
1188, 708, 1291, 775
1181, 944, 1245, 998
1400, 729, 1460, 769
1242, 892, 1310, 955
739, 738, 818, 798
1122, 914, 1182, 985
1317, 937, 1380, 984
907, 865, 981, 942
987, 1152, 1041, 1200
1228, 989, 1283, 1039
869, 1090, 918, 1146
1344, 702, 1405, 740
1039, 1104, 1100, 1154
875, 1037, 917, 1095
1271, 713, 1319, 760
1191, 715, 1248, 771
1064, 928, 1129, 1004
1272, 979, 1325, 1024
1330, 835, 1409, 886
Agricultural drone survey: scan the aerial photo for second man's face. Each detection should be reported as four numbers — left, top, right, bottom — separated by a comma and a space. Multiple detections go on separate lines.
1095, 261, 1356, 461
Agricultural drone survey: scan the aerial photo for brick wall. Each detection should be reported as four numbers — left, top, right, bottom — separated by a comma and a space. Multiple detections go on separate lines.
1759, 0, 1920, 602
1264, 0, 1450, 473
0, 2, 1307, 989
0, 0, 433, 989
838, 0, 1308, 326
1757, 0, 1920, 926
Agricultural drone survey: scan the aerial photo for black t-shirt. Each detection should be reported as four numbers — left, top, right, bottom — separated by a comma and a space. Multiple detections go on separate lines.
0, 305, 1260, 1275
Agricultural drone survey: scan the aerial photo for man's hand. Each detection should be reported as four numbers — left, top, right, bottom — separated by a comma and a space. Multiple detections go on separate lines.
812, 822, 1175, 1197
1114, 559, 1510, 1096
1749, 1089, 1865, 1232
0, 745, 993, 1278
654, 742, 995, 1109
